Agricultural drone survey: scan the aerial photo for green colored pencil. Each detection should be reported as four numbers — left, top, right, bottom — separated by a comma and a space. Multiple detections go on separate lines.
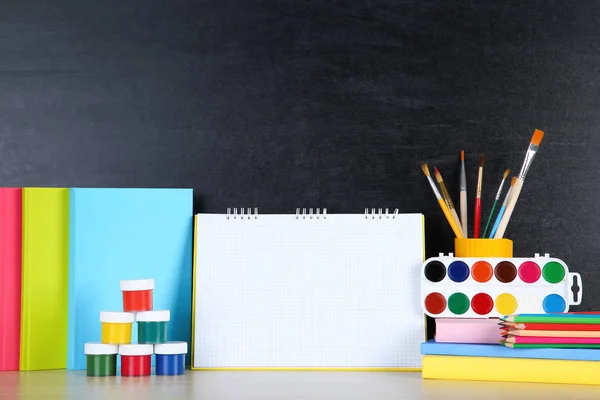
483, 168, 510, 238
502, 314, 600, 324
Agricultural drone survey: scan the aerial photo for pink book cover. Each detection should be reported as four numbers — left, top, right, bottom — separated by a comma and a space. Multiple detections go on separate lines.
435, 318, 503, 344
0, 188, 23, 371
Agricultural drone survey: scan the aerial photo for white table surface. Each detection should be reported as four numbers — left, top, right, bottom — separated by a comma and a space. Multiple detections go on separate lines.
3, 370, 600, 399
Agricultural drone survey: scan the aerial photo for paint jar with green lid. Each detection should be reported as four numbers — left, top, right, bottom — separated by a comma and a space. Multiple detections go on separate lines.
136, 310, 170, 344
85, 342, 118, 377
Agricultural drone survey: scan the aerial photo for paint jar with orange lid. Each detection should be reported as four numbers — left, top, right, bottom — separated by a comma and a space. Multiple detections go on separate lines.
120, 279, 154, 312
100, 311, 134, 344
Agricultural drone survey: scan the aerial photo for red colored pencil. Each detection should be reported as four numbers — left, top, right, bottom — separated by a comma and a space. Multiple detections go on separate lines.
502, 323, 600, 331
473, 153, 485, 238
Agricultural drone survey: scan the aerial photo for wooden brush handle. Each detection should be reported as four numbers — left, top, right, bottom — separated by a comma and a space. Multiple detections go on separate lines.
494, 179, 523, 238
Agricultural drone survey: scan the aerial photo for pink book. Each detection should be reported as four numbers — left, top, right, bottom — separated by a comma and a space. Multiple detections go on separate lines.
435, 318, 503, 344
0, 188, 23, 371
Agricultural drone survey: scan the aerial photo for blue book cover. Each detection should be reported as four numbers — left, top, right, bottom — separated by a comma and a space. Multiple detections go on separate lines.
66, 188, 193, 370
421, 339, 600, 361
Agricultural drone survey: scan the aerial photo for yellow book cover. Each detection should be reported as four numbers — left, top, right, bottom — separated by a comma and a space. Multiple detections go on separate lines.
422, 355, 600, 385
20, 188, 69, 371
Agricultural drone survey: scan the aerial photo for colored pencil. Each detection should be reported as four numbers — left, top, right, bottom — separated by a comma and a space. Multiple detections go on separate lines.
473, 153, 485, 238
493, 129, 544, 238
500, 323, 600, 331
507, 330, 600, 338
434, 167, 464, 237
482, 168, 510, 238
459, 150, 468, 236
505, 336, 600, 344
489, 176, 516, 238
502, 314, 600, 324
502, 342, 600, 349
421, 163, 464, 238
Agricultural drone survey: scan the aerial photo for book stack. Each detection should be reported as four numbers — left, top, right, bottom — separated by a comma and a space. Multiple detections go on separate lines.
422, 313, 600, 386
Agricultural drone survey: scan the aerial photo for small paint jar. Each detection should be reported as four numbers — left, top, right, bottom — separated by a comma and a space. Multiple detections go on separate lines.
100, 311, 134, 344
120, 279, 154, 312
136, 310, 170, 344
85, 342, 118, 377
119, 344, 153, 377
154, 341, 188, 376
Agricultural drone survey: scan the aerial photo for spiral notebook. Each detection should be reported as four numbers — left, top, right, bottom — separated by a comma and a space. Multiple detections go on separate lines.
192, 208, 426, 370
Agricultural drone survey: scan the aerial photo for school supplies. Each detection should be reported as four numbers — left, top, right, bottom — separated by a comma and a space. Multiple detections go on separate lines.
504, 330, 600, 338
434, 167, 463, 237
66, 188, 193, 371
489, 177, 517, 238
482, 169, 510, 238
502, 313, 600, 324
422, 354, 600, 385
421, 339, 600, 361
459, 150, 468, 235
493, 129, 545, 238
501, 322, 600, 331
421, 253, 581, 318
192, 208, 425, 370
504, 336, 600, 345
422, 129, 544, 239
20, 188, 70, 371
0, 188, 23, 371
434, 318, 502, 344
473, 154, 485, 238
421, 163, 464, 238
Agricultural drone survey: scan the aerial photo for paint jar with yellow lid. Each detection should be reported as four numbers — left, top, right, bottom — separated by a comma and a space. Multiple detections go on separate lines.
100, 311, 134, 344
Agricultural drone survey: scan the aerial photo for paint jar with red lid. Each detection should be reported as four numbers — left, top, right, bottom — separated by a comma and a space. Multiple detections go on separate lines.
119, 344, 153, 377
136, 310, 170, 344
154, 341, 187, 376
120, 279, 154, 312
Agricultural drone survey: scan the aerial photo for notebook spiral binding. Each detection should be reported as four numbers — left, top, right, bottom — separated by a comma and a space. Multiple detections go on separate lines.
365, 208, 399, 219
226, 208, 258, 219
296, 208, 327, 219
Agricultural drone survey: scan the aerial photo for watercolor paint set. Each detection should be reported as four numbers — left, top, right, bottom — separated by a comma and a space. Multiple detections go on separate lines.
421, 252, 582, 318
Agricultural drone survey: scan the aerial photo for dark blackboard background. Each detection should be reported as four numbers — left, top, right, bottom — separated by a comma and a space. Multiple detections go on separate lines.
2, 1, 599, 335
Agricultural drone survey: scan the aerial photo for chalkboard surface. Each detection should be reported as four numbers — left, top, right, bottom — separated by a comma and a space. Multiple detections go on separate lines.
2, 1, 599, 319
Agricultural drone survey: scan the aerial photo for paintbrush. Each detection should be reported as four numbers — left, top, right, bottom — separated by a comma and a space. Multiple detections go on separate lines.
421, 163, 464, 238
493, 129, 545, 238
434, 166, 464, 237
459, 150, 468, 236
489, 176, 517, 238
473, 153, 486, 238
482, 168, 510, 238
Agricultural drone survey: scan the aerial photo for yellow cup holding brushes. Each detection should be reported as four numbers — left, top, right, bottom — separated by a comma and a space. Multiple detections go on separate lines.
455, 238, 513, 258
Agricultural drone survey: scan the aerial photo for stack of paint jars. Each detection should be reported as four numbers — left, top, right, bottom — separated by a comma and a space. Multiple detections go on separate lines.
84, 278, 188, 378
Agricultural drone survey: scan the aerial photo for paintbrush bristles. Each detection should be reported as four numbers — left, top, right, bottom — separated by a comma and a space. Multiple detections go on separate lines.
478, 153, 486, 168
531, 129, 544, 146
503, 168, 510, 179
421, 163, 431, 177
460, 150, 464, 161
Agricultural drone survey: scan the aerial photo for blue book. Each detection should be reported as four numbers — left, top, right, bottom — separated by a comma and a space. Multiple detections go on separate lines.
421, 339, 600, 361
66, 188, 193, 370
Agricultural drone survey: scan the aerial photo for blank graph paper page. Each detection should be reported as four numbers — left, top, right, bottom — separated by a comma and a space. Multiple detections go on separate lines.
192, 211, 425, 369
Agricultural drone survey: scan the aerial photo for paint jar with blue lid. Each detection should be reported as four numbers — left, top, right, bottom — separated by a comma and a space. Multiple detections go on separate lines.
154, 341, 187, 376
136, 310, 170, 344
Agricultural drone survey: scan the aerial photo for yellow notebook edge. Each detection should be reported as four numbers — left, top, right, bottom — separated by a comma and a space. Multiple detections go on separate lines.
189, 213, 427, 372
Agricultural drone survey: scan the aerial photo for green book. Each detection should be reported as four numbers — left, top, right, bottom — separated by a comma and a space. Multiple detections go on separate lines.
20, 188, 70, 371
